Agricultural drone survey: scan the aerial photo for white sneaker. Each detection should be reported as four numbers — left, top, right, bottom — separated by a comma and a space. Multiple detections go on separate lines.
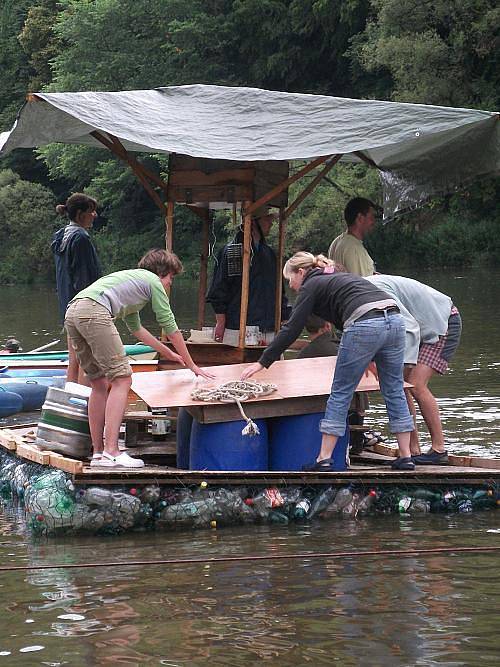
90, 453, 103, 468
99, 451, 145, 468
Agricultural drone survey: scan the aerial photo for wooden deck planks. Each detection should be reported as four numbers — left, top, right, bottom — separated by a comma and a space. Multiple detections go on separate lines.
74, 461, 500, 487
1, 425, 499, 487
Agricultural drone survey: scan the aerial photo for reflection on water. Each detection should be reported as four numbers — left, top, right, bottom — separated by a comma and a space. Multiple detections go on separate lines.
0, 504, 499, 665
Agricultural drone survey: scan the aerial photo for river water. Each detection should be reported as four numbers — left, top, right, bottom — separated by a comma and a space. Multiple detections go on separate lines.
0, 267, 499, 665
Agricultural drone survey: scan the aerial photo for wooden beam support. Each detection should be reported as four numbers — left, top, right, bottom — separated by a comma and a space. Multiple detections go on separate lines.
16, 443, 51, 466
90, 130, 167, 214
238, 202, 252, 348
354, 151, 384, 171
198, 209, 210, 329
284, 155, 342, 219
244, 155, 333, 218
186, 205, 209, 221
166, 201, 174, 252
274, 206, 286, 332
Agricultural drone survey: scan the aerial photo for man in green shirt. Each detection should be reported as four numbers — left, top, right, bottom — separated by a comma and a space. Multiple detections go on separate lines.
328, 197, 377, 276
65, 248, 214, 468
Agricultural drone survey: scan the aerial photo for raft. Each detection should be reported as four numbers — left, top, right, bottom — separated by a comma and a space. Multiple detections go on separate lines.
0, 358, 497, 537
0, 424, 499, 537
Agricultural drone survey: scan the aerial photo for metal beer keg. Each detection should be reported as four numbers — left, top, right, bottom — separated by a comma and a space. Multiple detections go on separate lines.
36, 386, 91, 459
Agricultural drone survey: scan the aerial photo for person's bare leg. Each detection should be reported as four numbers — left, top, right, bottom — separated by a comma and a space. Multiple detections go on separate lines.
87, 376, 109, 455
407, 364, 445, 452
66, 333, 79, 383
395, 431, 411, 459
77, 366, 91, 386
103, 375, 132, 457
317, 433, 339, 461
404, 382, 421, 455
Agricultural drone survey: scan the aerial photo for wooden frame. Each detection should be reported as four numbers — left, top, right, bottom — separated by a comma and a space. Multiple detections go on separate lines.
88, 130, 346, 353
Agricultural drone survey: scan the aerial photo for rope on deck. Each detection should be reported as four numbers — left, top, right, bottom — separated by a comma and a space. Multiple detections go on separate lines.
191, 380, 277, 435
1, 545, 500, 572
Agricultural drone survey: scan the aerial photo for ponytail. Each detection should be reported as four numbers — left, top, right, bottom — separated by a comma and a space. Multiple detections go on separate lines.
56, 193, 97, 221
283, 251, 335, 279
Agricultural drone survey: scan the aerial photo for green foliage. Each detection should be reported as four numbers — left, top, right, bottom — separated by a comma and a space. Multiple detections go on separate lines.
0, 0, 33, 130
367, 175, 500, 269
352, 0, 500, 107
18, 0, 59, 93
0, 0, 498, 286
0, 169, 59, 283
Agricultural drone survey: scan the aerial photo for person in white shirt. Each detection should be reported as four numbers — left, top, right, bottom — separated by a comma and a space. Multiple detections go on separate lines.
366, 274, 462, 465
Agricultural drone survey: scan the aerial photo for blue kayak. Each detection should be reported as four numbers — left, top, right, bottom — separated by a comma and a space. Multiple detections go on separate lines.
0, 368, 67, 378
3, 381, 48, 411
0, 376, 65, 388
0, 387, 24, 417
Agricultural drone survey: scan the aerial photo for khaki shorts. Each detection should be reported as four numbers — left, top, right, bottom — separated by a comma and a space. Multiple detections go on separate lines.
64, 298, 132, 381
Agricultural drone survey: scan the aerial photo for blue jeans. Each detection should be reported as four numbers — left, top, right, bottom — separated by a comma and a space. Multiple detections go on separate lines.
320, 312, 414, 437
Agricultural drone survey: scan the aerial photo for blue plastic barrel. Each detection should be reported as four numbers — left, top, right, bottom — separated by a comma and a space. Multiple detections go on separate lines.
3, 382, 48, 411
176, 408, 193, 470
189, 419, 269, 471
0, 387, 24, 417
268, 412, 350, 471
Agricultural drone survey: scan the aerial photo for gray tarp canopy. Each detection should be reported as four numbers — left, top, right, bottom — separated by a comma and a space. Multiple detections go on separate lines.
0, 84, 498, 217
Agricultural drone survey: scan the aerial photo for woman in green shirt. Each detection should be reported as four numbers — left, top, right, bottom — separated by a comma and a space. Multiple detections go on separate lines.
65, 248, 214, 468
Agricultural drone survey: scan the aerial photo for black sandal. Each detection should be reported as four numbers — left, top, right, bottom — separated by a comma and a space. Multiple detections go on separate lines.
302, 458, 335, 472
363, 430, 385, 448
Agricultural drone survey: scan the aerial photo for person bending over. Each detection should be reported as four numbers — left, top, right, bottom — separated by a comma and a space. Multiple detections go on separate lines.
366, 274, 462, 464
242, 253, 415, 471
65, 249, 215, 468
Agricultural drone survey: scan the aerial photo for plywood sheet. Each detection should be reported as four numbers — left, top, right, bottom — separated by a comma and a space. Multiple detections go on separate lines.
131, 356, 380, 410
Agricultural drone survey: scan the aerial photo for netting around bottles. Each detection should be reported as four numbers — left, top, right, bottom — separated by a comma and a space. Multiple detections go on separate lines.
0, 450, 499, 536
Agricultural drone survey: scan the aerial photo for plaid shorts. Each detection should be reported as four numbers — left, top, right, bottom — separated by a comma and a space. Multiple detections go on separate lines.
418, 309, 462, 375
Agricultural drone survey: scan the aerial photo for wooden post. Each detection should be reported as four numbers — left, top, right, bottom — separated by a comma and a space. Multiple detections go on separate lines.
198, 209, 210, 329
238, 202, 252, 348
166, 201, 174, 251
274, 206, 286, 333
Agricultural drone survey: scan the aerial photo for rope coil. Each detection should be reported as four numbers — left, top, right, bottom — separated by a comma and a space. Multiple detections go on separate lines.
191, 380, 277, 435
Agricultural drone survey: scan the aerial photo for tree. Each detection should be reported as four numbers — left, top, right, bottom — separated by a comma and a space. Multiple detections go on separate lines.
0, 0, 33, 130
352, 0, 500, 107
0, 169, 60, 283
18, 0, 60, 93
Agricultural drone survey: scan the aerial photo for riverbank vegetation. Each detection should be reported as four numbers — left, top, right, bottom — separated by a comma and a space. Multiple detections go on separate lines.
0, 0, 498, 283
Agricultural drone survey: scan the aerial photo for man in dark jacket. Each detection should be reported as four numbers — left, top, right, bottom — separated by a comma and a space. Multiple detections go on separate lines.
207, 207, 290, 344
